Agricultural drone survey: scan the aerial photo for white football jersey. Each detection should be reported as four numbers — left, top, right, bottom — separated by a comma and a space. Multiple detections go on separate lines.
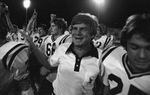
102, 46, 150, 95
42, 33, 71, 57
48, 43, 102, 95
39, 33, 71, 82
93, 35, 113, 50
32, 32, 40, 44
0, 42, 30, 90
34, 35, 49, 48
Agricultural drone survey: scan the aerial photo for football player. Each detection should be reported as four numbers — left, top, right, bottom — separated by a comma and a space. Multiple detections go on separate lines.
0, 3, 33, 95
101, 14, 150, 95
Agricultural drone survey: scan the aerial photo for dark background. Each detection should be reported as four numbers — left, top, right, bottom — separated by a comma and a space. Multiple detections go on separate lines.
1, 0, 150, 29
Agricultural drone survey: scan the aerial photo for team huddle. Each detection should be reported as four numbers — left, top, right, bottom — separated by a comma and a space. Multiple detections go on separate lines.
1, 2, 150, 95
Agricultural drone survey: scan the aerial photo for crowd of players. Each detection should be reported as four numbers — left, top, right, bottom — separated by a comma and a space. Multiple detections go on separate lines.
0, 2, 150, 95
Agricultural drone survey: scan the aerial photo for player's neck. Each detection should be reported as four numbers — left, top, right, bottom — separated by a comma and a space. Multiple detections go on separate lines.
52, 33, 63, 41
73, 44, 92, 58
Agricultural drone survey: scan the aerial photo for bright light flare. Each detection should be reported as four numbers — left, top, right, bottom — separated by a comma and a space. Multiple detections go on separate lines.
94, 0, 105, 5
23, 0, 31, 9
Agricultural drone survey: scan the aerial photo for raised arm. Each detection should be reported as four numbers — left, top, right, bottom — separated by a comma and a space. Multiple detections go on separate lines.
26, 9, 37, 36
4, 12, 13, 30
20, 31, 53, 70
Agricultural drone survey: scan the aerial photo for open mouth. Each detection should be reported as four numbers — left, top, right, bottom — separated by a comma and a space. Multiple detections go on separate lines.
75, 37, 83, 41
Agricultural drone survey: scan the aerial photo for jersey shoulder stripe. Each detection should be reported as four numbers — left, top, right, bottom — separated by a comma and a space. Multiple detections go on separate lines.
2, 43, 28, 70
59, 34, 70, 45
43, 35, 49, 42
103, 36, 111, 49
8, 45, 28, 70
102, 46, 117, 62
2, 43, 25, 69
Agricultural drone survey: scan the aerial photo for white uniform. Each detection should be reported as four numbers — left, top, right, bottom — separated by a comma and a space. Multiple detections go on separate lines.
49, 43, 102, 95
42, 33, 71, 57
32, 32, 40, 46
35, 35, 48, 48
40, 33, 72, 82
102, 46, 150, 95
0, 41, 30, 91
93, 35, 113, 50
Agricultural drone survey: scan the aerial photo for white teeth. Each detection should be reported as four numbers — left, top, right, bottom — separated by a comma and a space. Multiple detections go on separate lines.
76, 38, 82, 40
76, 38, 80, 40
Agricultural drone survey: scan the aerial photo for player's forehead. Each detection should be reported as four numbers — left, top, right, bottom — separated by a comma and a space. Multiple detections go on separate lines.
72, 23, 89, 28
128, 34, 150, 47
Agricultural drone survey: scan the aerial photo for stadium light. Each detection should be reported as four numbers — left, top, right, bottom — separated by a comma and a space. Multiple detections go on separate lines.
93, 0, 105, 21
94, 0, 104, 5
23, 0, 31, 24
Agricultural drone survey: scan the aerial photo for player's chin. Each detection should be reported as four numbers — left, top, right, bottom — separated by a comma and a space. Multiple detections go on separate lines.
134, 62, 150, 72
74, 41, 83, 46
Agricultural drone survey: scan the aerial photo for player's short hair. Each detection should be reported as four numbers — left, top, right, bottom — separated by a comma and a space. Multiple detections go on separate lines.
70, 13, 98, 36
120, 13, 150, 49
51, 18, 67, 34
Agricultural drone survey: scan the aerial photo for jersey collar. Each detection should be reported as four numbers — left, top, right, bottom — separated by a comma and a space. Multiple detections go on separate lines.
66, 42, 98, 58
122, 53, 150, 79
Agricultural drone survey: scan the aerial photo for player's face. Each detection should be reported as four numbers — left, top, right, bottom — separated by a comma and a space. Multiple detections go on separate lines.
49, 22, 61, 36
71, 23, 94, 48
38, 27, 46, 37
127, 34, 150, 73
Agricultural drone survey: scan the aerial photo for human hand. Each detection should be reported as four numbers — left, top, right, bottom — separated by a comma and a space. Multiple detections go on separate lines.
20, 30, 33, 45
31, 9, 37, 20
33, 9, 37, 16
0, 2, 9, 15
40, 66, 51, 76
50, 14, 56, 21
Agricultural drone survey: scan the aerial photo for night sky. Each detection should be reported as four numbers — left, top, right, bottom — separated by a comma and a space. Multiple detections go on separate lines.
1, 0, 150, 29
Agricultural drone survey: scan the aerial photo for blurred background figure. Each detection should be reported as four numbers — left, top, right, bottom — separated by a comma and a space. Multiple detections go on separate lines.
0, 2, 33, 95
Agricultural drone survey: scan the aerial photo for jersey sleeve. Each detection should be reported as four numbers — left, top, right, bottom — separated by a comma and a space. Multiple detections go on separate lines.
2, 42, 30, 81
12, 45, 30, 81
64, 35, 72, 43
99, 46, 117, 86
93, 35, 113, 50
